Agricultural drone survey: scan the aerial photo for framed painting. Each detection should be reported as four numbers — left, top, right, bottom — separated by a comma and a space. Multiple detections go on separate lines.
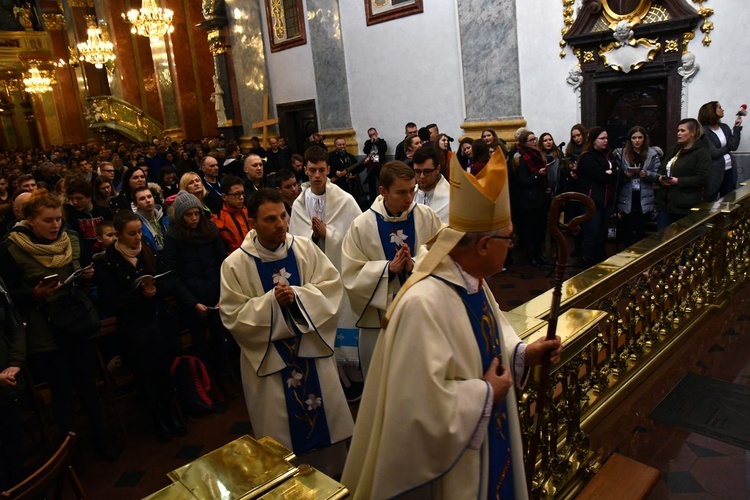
264, 0, 307, 53
365, 0, 424, 27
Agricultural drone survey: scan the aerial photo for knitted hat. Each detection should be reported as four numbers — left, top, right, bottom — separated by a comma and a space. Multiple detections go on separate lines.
172, 191, 203, 221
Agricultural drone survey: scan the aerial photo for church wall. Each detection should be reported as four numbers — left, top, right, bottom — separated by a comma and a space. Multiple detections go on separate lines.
515, 1, 749, 152
516, 1, 580, 144
257, 0, 318, 109
685, 2, 750, 152
338, 2, 465, 152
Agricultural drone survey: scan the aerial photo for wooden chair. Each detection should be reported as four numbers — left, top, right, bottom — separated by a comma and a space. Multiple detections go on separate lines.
0, 432, 89, 500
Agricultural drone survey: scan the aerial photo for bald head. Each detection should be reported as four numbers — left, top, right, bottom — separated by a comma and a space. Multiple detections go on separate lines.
13, 191, 32, 218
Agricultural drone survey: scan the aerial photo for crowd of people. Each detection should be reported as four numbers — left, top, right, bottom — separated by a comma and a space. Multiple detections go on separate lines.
0, 99, 743, 493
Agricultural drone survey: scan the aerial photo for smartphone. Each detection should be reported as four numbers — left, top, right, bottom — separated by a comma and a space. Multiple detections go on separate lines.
39, 274, 59, 287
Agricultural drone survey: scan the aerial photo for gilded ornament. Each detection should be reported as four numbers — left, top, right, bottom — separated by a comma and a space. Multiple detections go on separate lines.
692, 0, 714, 47
42, 13, 65, 31
583, 50, 595, 63
664, 39, 679, 53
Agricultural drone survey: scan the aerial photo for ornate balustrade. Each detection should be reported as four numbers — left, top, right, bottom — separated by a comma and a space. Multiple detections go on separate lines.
84, 96, 162, 143
508, 185, 750, 498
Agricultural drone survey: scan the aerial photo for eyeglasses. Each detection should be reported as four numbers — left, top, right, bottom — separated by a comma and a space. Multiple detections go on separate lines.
527, 138, 538, 143
227, 192, 246, 198
414, 168, 437, 176
489, 233, 517, 245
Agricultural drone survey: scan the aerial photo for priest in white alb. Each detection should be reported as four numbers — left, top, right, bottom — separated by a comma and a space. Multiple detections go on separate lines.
220, 188, 353, 456
341, 151, 563, 499
289, 146, 363, 399
413, 146, 450, 223
340, 161, 442, 377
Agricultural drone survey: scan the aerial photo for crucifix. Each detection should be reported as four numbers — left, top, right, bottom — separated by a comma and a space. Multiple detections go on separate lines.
252, 94, 279, 147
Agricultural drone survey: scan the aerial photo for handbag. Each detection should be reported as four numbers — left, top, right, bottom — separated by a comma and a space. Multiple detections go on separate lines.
39, 285, 100, 342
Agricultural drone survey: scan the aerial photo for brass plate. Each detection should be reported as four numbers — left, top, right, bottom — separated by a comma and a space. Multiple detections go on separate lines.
257, 436, 296, 462
503, 311, 547, 340
167, 435, 298, 499
258, 464, 349, 500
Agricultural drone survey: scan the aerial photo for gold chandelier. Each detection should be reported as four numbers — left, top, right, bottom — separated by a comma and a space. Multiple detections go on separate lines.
22, 65, 52, 94
77, 20, 116, 69
122, 0, 175, 38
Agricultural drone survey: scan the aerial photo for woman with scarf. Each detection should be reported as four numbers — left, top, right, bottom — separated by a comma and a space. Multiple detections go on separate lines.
96, 211, 185, 442
160, 192, 236, 400
515, 131, 551, 267
0, 189, 115, 459
577, 126, 619, 267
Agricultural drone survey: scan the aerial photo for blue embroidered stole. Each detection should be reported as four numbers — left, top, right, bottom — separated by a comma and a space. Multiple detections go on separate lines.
452, 284, 515, 499
252, 244, 332, 454
373, 208, 416, 285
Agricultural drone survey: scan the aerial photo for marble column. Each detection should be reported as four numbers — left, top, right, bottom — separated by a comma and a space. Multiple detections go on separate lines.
225, 0, 272, 150
457, 0, 526, 143
149, 35, 183, 138
306, 0, 357, 152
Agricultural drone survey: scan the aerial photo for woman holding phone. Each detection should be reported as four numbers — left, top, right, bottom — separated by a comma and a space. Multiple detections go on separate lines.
616, 126, 661, 246
0, 189, 115, 458
656, 118, 711, 229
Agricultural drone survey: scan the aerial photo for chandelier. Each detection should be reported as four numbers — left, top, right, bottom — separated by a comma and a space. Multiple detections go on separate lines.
22, 65, 52, 94
122, 0, 175, 38
77, 21, 116, 69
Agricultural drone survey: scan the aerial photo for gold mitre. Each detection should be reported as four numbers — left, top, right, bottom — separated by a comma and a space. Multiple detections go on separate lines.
448, 148, 511, 232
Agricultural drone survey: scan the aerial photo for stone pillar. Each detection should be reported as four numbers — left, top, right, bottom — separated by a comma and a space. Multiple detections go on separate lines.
198, 1, 238, 126
149, 34, 184, 141
306, 0, 356, 151
457, 0, 526, 144
225, 0, 273, 150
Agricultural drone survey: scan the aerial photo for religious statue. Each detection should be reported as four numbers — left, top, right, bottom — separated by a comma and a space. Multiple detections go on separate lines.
677, 52, 700, 83
612, 19, 634, 44
566, 65, 583, 90
211, 75, 227, 126
13, 5, 32, 30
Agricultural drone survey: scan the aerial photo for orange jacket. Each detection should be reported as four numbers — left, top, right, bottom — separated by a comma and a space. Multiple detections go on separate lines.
212, 204, 250, 254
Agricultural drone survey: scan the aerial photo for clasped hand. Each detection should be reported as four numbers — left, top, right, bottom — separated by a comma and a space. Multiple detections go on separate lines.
388, 243, 413, 273
312, 217, 326, 239
274, 284, 295, 307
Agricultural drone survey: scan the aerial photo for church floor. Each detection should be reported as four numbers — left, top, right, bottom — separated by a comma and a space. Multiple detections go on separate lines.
27, 253, 749, 499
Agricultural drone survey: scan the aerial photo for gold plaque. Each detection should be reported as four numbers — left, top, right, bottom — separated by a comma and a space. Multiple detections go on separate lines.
258, 464, 349, 500
167, 435, 298, 499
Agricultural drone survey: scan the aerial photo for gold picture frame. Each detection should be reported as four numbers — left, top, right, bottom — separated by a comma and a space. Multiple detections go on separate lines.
365, 0, 424, 27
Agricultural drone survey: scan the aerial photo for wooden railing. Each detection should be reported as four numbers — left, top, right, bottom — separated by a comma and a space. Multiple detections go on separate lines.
84, 96, 162, 144
509, 185, 750, 498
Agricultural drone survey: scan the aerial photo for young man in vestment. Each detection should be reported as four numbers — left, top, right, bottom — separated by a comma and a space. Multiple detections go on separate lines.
342, 151, 563, 499
219, 188, 353, 457
289, 147, 363, 401
340, 161, 442, 377
413, 146, 450, 223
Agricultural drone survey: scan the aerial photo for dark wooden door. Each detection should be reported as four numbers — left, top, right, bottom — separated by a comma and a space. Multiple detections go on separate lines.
276, 99, 318, 156
598, 80, 668, 151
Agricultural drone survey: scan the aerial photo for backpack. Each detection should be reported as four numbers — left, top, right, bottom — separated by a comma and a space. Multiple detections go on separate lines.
170, 355, 214, 415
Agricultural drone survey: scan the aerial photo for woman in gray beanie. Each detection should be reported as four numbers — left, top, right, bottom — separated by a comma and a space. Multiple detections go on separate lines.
161, 191, 238, 403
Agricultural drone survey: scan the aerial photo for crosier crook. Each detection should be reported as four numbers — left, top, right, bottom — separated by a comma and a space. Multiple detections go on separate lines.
525, 192, 596, 494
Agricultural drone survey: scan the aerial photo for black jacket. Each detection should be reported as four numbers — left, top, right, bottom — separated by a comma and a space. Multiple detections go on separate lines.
577, 148, 619, 209
0, 275, 25, 403
657, 136, 711, 215
160, 226, 226, 308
